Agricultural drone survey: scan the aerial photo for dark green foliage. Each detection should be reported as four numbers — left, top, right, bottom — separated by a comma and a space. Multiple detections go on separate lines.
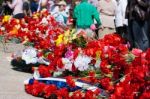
72, 36, 87, 48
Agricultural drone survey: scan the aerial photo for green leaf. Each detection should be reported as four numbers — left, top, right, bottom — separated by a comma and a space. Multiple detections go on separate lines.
24, 42, 34, 47
0, 36, 4, 42
72, 36, 87, 48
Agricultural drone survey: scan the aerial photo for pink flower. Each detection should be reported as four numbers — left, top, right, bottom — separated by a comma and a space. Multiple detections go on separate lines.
90, 24, 96, 30
131, 48, 143, 56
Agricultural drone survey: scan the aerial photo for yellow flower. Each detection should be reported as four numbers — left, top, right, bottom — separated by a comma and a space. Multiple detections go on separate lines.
71, 29, 77, 40
33, 13, 40, 19
2, 15, 11, 23
72, 33, 77, 40
9, 27, 18, 35
63, 30, 70, 44
96, 51, 101, 60
55, 34, 64, 46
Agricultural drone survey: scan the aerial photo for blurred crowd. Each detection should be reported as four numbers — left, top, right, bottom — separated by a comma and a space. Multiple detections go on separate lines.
0, 0, 150, 51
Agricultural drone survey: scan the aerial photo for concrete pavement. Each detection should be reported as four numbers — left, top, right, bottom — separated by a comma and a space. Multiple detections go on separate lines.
0, 43, 40, 99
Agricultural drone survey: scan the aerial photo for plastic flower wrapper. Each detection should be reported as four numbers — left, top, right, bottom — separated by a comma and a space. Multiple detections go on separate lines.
62, 58, 73, 71
37, 57, 50, 66
22, 47, 38, 64
94, 59, 101, 69
56, 46, 74, 71
74, 54, 92, 71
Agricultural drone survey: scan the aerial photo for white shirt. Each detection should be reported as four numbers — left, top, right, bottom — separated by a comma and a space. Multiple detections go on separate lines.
8, 0, 23, 15
115, 0, 128, 27
51, 5, 70, 18
54, 11, 69, 26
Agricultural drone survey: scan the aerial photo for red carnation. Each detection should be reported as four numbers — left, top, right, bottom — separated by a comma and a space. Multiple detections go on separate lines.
38, 65, 51, 77
32, 81, 45, 96
100, 77, 114, 92
71, 90, 83, 99
25, 84, 33, 94
43, 84, 57, 98
66, 76, 76, 88
85, 90, 96, 99
55, 88, 69, 99
88, 71, 97, 83
57, 58, 64, 69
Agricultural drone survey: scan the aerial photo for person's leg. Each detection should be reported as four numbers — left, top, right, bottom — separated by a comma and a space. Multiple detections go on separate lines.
132, 20, 149, 51
142, 21, 149, 49
126, 21, 135, 49
116, 26, 127, 39
116, 27, 123, 35
121, 25, 128, 41
85, 28, 96, 41
98, 28, 115, 39
13, 13, 25, 19
148, 19, 150, 47
98, 28, 108, 39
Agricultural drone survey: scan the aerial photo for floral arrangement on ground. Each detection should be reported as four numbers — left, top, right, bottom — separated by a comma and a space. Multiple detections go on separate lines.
0, 9, 150, 99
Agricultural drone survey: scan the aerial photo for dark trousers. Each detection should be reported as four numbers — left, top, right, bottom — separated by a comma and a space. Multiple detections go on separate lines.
13, 13, 25, 19
116, 26, 128, 40
148, 18, 150, 47
127, 20, 149, 51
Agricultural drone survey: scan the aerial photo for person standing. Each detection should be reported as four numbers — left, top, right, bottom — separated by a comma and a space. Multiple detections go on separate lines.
148, 1, 150, 41
37, 0, 48, 12
47, 0, 54, 13
23, 0, 31, 16
115, 0, 128, 39
126, 0, 150, 51
88, 0, 99, 8
7, 0, 24, 19
30, 0, 38, 13
98, 0, 117, 39
73, 0, 101, 39
53, 1, 69, 26
1, 0, 13, 15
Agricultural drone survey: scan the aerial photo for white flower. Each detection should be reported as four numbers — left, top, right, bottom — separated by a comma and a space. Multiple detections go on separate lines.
22, 47, 38, 64
62, 58, 73, 71
1, 27, 5, 31
41, 17, 48, 25
74, 54, 92, 71
35, 28, 40, 34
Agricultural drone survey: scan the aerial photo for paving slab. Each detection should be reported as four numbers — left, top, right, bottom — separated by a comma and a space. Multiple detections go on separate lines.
0, 43, 40, 99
